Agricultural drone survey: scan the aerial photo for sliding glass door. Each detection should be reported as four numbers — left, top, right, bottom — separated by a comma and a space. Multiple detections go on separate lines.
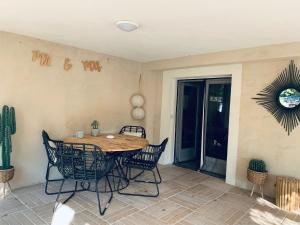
174, 78, 231, 178
201, 79, 231, 177
174, 80, 204, 170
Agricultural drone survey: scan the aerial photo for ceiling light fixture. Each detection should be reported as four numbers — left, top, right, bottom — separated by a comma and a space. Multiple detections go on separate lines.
116, 20, 139, 32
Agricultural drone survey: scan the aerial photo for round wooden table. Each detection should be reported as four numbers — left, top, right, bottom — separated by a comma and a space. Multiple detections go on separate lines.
64, 134, 149, 152
63, 134, 149, 192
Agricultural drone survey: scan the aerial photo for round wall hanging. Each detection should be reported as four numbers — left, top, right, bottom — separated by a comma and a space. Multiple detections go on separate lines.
132, 107, 145, 120
131, 94, 145, 107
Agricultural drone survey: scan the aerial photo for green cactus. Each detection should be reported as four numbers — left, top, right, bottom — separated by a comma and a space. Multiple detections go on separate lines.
0, 105, 16, 169
248, 159, 266, 172
10, 107, 16, 135
2, 126, 11, 169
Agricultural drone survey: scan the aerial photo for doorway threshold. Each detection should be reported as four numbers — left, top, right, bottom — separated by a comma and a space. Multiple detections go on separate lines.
174, 160, 199, 171
199, 169, 226, 180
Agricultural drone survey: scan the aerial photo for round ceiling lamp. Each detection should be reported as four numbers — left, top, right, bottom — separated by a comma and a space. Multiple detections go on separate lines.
116, 20, 139, 32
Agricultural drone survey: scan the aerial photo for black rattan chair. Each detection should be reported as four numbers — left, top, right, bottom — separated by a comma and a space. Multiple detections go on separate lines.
54, 143, 115, 215
119, 125, 146, 138
42, 130, 74, 195
119, 138, 168, 197
116, 125, 146, 185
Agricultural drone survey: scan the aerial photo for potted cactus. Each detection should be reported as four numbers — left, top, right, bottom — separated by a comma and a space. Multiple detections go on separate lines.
91, 120, 99, 137
0, 105, 16, 189
247, 159, 268, 197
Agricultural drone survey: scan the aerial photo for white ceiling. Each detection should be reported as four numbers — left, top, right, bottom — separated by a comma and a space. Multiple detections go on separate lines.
1, 0, 300, 62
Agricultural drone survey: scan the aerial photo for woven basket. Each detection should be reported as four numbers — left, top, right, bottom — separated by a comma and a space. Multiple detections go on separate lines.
0, 166, 14, 183
247, 169, 268, 185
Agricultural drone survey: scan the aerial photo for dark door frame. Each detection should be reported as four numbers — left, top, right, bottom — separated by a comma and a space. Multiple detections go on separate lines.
174, 80, 204, 165
174, 78, 232, 177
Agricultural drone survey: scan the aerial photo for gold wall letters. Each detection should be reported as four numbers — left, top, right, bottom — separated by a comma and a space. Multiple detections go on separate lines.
81, 60, 102, 72
32, 50, 51, 66
31, 51, 103, 72
63, 58, 73, 71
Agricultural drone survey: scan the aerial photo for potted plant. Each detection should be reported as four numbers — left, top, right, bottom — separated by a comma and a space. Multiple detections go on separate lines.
247, 159, 268, 197
91, 120, 99, 137
0, 105, 16, 196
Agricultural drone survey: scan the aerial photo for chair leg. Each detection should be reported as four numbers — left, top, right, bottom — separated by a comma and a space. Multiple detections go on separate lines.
114, 159, 130, 190
111, 169, 116, 190
54, 179, 65, 212
125, 165, 128, 178
53, 180, 77, 212
114, 163, 129, 191
155, 166, 162, 184
45, 164, 80, 195
119, 168, 160, 197
45, 164, 52, 195
134, 166, 161, 184
95, 176, 113, 216
129, 169, 145, 180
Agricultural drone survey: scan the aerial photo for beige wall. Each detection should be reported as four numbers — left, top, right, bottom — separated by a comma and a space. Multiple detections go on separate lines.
0, 32, 143, 188
140, 70, 163, 143
2, 30, 300, 197
237, 59, 300, 196
142, 44, 300, 197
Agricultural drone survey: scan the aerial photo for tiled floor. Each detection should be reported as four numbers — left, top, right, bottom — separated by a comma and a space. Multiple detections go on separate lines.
0, 165, 300, 225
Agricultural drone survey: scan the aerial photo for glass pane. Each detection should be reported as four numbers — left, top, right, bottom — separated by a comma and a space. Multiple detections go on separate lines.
181, 85, 198, 149
205, 83, 231, 160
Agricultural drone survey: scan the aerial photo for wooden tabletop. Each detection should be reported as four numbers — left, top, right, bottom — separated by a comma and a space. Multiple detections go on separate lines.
64, 134, 149, 152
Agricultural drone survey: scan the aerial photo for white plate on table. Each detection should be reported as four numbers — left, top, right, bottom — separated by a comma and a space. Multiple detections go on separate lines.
106, 135, 115, 139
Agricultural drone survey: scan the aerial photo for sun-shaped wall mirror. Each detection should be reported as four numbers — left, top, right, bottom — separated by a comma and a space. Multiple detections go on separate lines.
253, 60, 300, 135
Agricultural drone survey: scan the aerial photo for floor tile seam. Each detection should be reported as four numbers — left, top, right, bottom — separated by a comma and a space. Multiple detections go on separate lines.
184, 177, 218, 190
137, 197, 169, 211
81, 207, 111, 224
0, 207, 30, 219
166, 194, 206, 210
10, 192, 49, 225
230, 201, 269, 225
167, 207, 196, 225
231, 207, 252, 225
110, 194, 146, 209
163, 188, 188, 201
139, 200, 164, 211
141, 197, 196, 220
110, 208, 144, 224
100, 204, 139, 224
174, 210, 220, 225
81, 192, 151, 221
225, 188, 263, 201
68, 196, 92, 211
164, 182, 191, 191
22, 209, 47, 225
281, 212, 300, 224
163, 172, 195, 181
